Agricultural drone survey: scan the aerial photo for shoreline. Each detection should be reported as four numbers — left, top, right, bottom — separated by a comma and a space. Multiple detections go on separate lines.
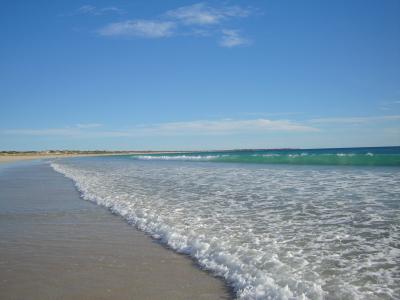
0, 161, 231, 299
0, 153, 105, 164
0, 152, 181, 164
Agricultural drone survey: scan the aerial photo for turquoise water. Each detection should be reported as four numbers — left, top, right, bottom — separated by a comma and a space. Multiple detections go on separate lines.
131, 146, 400, 166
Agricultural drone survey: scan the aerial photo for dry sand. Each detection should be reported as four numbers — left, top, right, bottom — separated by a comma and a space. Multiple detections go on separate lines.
0, 161, 231, 299
0, 151, 187, 164
0, 154, 119, 164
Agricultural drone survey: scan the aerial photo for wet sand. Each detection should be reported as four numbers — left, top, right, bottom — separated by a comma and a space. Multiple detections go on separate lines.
0, 162, 231, 299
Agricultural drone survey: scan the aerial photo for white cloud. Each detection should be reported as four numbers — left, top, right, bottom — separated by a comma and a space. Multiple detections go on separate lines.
78, 5, 96, 14
2, 123, 102, 136
1, 118, 318, 138
98, 20, 175, 38
7, 115, 399, 139
309, 115, 400, 124
165, 3, 250, 25
2, 128, 80, 136
219, 29, 250, 47
76, 123, 102, 128
141, 119, 318, 135
77, 5, 125, 16
95, 3, 254, 46
1, 128, 130, 138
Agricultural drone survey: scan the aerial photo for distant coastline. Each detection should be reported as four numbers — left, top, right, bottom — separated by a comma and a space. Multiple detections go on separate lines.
0, 150, 181, 164
1, 146, 399, 164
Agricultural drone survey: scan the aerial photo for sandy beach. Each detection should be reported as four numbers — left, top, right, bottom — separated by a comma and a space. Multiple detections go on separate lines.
0, 153, 128, 164
0, 154, 107, 164
0, 161, 231, 299
0, 152, 189, 164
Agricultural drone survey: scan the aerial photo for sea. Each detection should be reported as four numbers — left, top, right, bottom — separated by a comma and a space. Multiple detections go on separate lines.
50, 146, 400, 299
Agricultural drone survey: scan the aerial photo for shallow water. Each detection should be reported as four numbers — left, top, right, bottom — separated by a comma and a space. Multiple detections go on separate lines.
51, 156, 400, 299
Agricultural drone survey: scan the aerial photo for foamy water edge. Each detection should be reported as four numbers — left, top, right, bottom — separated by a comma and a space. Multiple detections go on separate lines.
50, 159, 399, 299
51, 161, 320, 299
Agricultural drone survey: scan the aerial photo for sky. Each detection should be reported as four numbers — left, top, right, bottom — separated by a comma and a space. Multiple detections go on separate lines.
1, 0, 399, 150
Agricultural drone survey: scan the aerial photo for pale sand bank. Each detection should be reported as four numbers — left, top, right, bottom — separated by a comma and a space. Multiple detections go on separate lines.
0, 154, 121, 164
0, 154, 103, 164
0, 162, 231, 299
0, 152, 185, 164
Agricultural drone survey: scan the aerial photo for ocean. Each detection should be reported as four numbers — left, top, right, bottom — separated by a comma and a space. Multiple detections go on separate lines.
130, 146, 400, 166
50, 146, 400, 299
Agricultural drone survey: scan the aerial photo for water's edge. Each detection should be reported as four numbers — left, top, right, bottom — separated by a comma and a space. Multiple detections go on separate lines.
50, 157, 400, 299
49, 161, 237, 298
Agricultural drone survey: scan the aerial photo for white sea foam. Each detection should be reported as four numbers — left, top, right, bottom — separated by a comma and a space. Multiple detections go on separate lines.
51, 159, 400, 299
336, 153, 355, 157
258, 154, 281, 157
132, 155, 220, 161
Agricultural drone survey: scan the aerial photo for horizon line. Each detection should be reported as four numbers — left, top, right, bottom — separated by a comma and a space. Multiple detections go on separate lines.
1, 145, 399, 153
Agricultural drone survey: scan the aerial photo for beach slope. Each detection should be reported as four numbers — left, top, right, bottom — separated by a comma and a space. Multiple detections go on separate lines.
0, 162, 230, 299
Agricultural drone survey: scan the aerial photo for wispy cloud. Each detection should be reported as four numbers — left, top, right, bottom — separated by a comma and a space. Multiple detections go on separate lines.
2, 128, 80, 136
309, 115, 400, 124
6, 115, 398, 139
219, 29, 250, 47
1, 118, 318, 138
379, 100, 400, 111
241, 112, 303, 117
98, 20, 175, 38
1, 127, 129, 138
93, 2, 254, 47
2, 123, 102, 136
77, 5, 125, 16
165, 3, 250, 25
76, 123, 102, 129
140, 119, 318, 135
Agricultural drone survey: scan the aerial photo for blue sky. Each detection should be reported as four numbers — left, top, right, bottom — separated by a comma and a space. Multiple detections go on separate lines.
1, 0, 399, 150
